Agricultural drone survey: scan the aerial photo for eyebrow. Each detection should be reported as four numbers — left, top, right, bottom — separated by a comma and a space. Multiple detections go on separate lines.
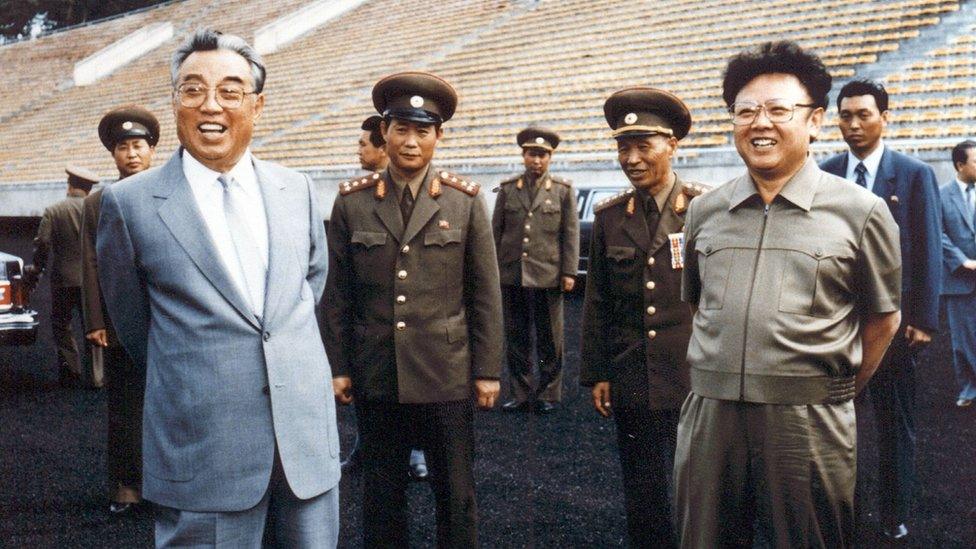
179, 74, 247, 85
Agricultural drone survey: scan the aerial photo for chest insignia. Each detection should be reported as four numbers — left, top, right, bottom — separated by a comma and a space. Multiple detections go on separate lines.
668, 232, 685, 270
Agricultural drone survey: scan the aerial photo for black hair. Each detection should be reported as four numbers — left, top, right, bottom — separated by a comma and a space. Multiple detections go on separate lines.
722, 41, 832, 109
836, 79, 889, 112
361, 116, 385, 147
951, 140, 976, 170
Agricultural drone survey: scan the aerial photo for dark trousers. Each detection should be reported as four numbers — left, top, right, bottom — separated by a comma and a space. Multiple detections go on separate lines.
614, 407, 679, 548
105, 345, 144, 498
857, 331, 917, 527
50, 286, 82, 378
360, 399, 478, 548
501, 285, 564, 402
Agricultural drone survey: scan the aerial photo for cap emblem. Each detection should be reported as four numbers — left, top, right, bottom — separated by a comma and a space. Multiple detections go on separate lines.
410, 95, 424, 108
624, 113, 638, 125
122, 121, 133, 130
535, 137, 545, 144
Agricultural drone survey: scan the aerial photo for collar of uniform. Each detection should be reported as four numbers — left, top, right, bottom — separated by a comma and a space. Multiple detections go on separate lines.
523, 170, 548, 187
387, 164, 429, 200
958, 177, 976, 195
729, 156, 819, 212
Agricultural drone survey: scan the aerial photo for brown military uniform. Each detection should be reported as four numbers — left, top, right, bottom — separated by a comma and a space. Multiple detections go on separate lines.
580, 177, 705, 409
33, 193, 87, 382
492, 170, 579, 403
81, 187, 144, 503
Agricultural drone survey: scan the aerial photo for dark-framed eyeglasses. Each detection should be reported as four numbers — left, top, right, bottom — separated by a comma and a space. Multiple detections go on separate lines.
175, 83, 257, 109
729, 100, 817, 125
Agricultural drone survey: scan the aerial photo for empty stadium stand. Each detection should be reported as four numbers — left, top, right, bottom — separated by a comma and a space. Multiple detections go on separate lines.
0, 0, 972, 212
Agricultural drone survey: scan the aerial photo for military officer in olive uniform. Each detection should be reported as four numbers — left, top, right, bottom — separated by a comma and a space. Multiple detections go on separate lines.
493, 127, 579, 414
81, 105, 158, 514
580, 88, 705, 548
323, 71, 503, 548
26, 165, 99, 387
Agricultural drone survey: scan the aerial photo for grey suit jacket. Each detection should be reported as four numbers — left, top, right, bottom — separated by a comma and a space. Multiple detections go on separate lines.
96, 150, 339, 512
940, 181, 976, 296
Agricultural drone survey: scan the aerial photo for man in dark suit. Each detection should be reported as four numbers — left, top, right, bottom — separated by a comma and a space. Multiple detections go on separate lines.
26, 165, 98, 387
324, 71, 504, 548
81, 105, 158, 515
821, 78, 942, 541
580, 87, 705, 548
493, 126, 579, 414
940, 140, 976, 408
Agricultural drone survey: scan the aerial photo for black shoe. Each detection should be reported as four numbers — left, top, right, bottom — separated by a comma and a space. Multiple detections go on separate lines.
534, 400, 557, 414
501, 400, 530, 412
882, 523, 908, 541
109, 502, 134, 515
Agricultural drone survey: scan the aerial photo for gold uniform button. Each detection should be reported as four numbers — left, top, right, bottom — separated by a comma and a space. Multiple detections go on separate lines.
521, 252, 528, 258
647, 257, 655, 266
402, 245, 410, 253
524, 224, 531, 230
397, 270, 407, 280
396, 321, 406, 331
646, 306, 656, 315
647, 330, 657, 339
527, 212, 533, 218
396, 295, 406, 304
523, 237, 529, 243
645, 281, 656, 290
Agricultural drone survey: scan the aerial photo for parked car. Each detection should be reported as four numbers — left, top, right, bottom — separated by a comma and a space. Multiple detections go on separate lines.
0, 251, 39, 346
575, 186, 627, 277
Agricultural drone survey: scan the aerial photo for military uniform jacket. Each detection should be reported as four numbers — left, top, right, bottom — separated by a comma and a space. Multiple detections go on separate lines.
34, 195, 85, 288
80, 187, 121, 347
580, 177, 704, 410
323, 166, 504, 404
491, 171, 580, 287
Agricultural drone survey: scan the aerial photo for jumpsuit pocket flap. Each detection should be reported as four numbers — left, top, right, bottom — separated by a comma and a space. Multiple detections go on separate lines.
425, 229, 463, 247
606, 246, 636, 261
446, 322, 467, 343
351, 231, 387, 248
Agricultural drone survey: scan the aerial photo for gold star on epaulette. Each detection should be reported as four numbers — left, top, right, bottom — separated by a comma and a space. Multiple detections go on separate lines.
438, 171, 481, 196
552, 176, 573, 187
339, 172, 382, 196
593, 188, 635, 214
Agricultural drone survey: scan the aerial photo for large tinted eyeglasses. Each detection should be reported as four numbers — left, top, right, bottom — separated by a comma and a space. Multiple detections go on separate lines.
729, 100, 817, 125
175, 83, 256, 109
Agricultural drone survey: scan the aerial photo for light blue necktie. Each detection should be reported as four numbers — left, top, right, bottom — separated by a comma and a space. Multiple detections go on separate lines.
218, 174, 267, 318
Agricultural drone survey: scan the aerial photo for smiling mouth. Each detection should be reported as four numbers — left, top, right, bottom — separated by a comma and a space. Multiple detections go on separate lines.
751, 138, 777, 149
198, 123, 227, 135
626, 169, 647, 178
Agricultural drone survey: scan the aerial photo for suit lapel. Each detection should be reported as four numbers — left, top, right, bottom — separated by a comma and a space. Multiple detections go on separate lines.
649, 181, 685, 256
874, 148, 895, 199
401, 168, 440, 245
948, 181, 975, 233
154, 151, 261, 330
374, 171, 404, 244
254, 159, 290, 326
620, 195, 651, 254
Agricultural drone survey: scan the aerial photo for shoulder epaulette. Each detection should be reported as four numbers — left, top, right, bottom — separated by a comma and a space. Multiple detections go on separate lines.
339, 172, 383, 196
674, 181, 711, 213
551, 175, 572, 187
435, 170, 480, 196
493, 174, 520, 193
594, 188, 635, 213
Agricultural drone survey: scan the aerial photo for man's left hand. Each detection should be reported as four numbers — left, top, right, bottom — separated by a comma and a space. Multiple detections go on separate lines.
474, 379, 500, 409
904, 325, 932, 348
561, 276, 575, 292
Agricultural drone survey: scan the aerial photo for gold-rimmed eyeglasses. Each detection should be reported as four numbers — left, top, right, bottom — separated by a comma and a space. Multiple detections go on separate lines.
729, 100, 817, 125
175, 83, 257, 109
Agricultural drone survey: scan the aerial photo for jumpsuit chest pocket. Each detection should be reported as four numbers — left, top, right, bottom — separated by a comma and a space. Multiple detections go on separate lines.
351, 231, 388, 248
695, 240, 734, 310
777, 245, 853, 318
539, 201, 561, 232
350, 231, 389, 275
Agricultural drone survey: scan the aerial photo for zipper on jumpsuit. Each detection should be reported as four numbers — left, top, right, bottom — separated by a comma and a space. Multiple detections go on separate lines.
739, 202, 771, 400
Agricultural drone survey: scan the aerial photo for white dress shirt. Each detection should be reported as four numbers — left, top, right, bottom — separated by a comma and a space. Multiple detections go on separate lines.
844, 142, 885, 193
182, 149, 270, 312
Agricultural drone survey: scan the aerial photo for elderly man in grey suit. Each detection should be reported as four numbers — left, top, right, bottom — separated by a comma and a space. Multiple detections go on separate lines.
96, 29, 340, 547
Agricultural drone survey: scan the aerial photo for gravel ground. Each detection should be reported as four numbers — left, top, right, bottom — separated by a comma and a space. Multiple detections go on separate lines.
1, 218, 973, 547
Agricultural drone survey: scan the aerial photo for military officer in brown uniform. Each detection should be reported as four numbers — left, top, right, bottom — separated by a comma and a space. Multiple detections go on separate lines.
492, 127, 579, 414
81, 105, 158, 514
323, 71, 503, 548
26, 166, 99, 387
580, 88, 705, 548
